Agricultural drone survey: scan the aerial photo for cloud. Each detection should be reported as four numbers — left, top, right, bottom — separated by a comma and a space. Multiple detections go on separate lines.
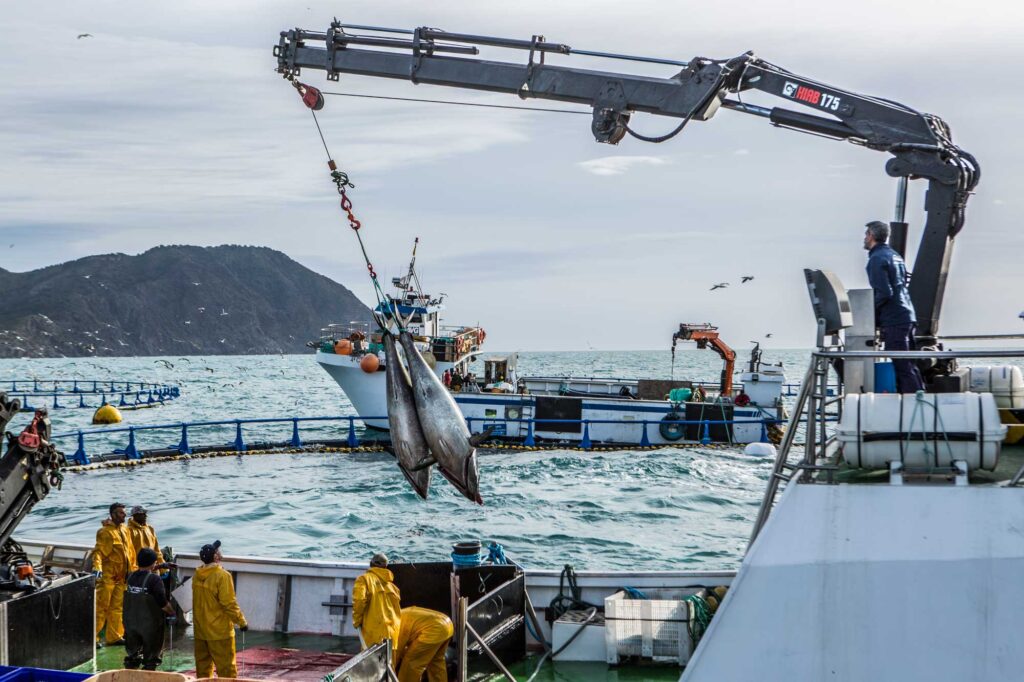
577, 156, 671, 176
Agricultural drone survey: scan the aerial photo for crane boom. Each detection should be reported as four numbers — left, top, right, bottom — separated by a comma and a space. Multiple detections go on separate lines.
275, 22, 979, 340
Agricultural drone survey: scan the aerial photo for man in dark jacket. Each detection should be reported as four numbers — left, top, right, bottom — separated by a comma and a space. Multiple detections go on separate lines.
864, 221, 924, 393
123, 548, 175, 670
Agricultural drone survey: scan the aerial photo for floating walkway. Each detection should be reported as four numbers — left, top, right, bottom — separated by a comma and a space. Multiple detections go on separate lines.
3, 378, 180, 411
52, 412, 794, 468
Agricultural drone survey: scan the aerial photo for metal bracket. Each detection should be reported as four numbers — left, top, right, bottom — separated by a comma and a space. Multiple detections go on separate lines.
591, 80, 630, 144
322, 592, 352, 616
325, 21, 342, 82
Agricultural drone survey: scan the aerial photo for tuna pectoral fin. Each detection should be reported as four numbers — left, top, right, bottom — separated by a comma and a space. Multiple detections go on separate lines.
468, 426, 496, 447
410, 456, 437, 472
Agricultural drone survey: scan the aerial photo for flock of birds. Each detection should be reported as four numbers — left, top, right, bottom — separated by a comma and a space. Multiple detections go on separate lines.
709, 275, 755, 291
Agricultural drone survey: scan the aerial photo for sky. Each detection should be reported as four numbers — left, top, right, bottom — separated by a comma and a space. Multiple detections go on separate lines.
2, 1, 1022, 350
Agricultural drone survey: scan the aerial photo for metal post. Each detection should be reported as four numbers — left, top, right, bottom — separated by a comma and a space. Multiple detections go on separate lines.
347, 416, 360, 447
701, 420, 712, 445
119, 393, 128, 407
73, 431, 90, 465
177, 424, 192, 455
760, 419, 769, 443
79, 393, 86, 408
232, 421, 247, 452
639, 421, 651, 447
290, 419, 302, 448
125, 428, 142, 460
458, 597, 468, 682
580, 421, 592, 450
52, 394, 60, 409
524, 419, 536, 447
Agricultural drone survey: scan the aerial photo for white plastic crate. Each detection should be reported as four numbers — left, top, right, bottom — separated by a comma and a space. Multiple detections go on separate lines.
604, 588, 705, 665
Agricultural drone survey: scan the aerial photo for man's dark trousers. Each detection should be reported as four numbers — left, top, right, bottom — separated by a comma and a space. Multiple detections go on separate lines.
881, 323, 925, 393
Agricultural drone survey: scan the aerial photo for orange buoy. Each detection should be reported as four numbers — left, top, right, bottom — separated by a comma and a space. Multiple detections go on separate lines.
334, 339, 353, 355
360, 354, 380, 373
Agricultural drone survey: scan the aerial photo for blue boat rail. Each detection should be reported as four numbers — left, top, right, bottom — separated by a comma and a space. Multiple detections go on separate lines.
49, 409, 831, 466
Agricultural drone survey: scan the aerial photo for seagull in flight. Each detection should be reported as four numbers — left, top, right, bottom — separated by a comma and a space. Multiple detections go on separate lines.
154, 359, 174, 369
710, 283, 729, 291
77, 33, 93, 39
741, 276, 755, 283
765, 333, 773, 338
220, 308, 229, 316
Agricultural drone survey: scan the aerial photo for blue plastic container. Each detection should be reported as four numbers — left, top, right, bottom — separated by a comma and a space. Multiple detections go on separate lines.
0, 668, 91, 682
874, 361, 897, 393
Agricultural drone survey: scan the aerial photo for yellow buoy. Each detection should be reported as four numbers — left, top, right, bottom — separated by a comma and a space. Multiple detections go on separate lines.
92, 404, 123, 425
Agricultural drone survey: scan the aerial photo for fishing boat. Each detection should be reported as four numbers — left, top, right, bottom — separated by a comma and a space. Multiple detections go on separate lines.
315, 247, 786, 447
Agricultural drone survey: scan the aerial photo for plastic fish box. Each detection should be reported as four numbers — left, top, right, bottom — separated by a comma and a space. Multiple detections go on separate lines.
604, 588, 706, 666
552, 610, 606, 662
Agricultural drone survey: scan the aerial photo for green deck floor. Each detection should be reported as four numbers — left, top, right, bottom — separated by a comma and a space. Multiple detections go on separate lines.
70, 629, 360, 675
70, 630, 682, 681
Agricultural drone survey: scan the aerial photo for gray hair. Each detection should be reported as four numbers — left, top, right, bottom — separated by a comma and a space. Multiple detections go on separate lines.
865, 221, 890, 243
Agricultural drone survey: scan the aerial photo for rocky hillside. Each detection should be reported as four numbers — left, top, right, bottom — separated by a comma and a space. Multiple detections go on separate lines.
0, 245, 372, 357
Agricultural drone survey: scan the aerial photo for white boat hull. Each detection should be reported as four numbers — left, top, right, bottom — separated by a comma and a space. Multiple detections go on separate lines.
317, 351, 775, 444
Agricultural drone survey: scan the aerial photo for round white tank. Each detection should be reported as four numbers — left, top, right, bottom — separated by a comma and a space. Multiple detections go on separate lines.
837, 392, 1006, 471
967, 365, 1024, 408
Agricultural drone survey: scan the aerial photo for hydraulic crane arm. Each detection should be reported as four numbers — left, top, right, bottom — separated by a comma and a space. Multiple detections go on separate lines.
275, 22, 980, 340
672, 324, 736, 397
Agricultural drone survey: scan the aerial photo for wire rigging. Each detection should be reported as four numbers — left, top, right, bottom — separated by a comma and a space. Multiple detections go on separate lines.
320, 91, 589, 115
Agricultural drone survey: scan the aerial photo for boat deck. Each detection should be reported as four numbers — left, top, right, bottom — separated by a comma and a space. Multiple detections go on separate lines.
71, 630, 683, 681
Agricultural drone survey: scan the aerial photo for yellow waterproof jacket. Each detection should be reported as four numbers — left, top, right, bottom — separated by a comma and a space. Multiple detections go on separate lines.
352, 567, 402, 647
396, 606, 454, 650
127, 519, 165, 566
192, 563, 247, 640
92, 520, 136, 581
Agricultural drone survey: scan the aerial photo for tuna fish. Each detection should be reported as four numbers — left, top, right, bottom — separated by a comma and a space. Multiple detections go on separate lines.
398, 331, 484, 504
383, 333, 432, 499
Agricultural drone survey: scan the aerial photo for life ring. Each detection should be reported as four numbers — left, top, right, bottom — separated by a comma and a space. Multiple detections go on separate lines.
659, 411, 685, 441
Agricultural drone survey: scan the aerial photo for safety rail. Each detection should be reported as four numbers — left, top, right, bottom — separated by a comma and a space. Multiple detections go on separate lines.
522, 375, 833, 397
50, 411, 801, 466
5, 388, 180, 411
747, 347, 1024, 548
4, 379, 178, 394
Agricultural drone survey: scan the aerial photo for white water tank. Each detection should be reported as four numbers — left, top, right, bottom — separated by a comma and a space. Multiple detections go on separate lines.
967, 365, 1024, 408
739, 366, 785, 407
837, 392, 1006, 471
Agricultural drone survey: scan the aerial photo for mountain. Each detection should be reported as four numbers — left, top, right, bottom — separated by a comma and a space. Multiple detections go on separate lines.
0, 245, 372, 357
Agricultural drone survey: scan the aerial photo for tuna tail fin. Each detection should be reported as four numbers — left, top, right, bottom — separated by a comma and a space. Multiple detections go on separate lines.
468, 426, 496, 448
409, 456, 437, 472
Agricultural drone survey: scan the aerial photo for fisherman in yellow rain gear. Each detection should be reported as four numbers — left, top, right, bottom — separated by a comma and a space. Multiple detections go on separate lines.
93, 502, 137, 646
352, 552, 402, 649
192, 540, 248, 678
395, 606, 454, 682
126, 505, 166, 570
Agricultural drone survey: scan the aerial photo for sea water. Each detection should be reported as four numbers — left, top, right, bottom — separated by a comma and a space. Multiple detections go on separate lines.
5, 349, 809, 569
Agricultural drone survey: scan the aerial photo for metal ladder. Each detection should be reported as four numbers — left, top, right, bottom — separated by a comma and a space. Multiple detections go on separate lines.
748, 351, 841, 547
